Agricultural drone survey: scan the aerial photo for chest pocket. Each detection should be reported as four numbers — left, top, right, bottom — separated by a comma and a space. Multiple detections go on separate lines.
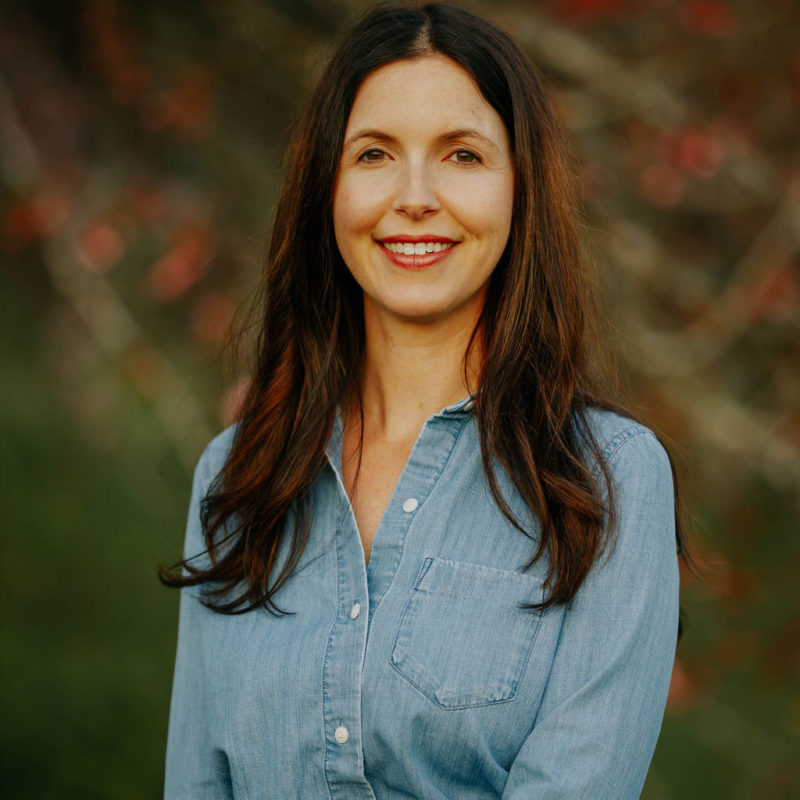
389, 557, 544, 709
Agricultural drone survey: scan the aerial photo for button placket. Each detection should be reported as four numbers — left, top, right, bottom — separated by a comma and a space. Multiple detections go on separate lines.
319, 474, 374, 797
365, 416, 467, 617
334, 725, 349, 744
402, 497, 419, 513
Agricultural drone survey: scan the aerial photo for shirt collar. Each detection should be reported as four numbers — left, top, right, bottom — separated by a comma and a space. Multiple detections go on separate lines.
326, 394, 475, 471
436, 394, 476, 417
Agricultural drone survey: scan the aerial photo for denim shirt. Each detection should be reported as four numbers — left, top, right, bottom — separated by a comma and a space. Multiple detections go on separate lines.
164, 401, 679, 799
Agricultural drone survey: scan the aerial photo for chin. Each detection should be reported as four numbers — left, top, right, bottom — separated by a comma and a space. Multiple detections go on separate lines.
367, 286, 484, 327
389, 301, 464, 325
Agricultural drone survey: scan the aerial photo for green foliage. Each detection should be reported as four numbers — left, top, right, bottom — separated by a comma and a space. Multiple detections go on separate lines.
0, 269, 184, 797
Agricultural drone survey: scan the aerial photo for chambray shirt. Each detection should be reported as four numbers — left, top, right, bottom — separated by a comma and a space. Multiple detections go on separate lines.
165, 400, 679, 799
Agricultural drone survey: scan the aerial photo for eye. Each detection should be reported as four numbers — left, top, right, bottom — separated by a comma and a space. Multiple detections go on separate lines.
447, 149, 481, 164
357, 148, 387, 163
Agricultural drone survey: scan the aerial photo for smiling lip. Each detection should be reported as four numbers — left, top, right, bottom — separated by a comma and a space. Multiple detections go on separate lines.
376, 235, 459, 270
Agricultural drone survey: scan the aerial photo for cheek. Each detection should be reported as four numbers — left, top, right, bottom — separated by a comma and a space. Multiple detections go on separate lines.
488, 180, 514, 247
333, 188, 360, 245
445, 178, 514, 245
333, 176, 390, 241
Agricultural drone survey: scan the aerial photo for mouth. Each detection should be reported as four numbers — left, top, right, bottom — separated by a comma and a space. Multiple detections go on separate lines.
376, 236, 459, 269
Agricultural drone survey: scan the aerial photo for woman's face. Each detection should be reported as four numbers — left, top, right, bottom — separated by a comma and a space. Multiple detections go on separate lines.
333, 55, 514, 327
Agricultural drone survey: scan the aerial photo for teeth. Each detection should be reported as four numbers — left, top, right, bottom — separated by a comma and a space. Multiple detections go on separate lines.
382, 241, 454, 255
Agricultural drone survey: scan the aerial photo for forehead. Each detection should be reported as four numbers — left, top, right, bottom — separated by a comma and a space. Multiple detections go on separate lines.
345, 55, 506, 138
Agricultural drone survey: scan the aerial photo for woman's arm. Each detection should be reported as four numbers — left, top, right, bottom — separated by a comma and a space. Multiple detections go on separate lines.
164, 443, 235, 800
502, 429, 680, 800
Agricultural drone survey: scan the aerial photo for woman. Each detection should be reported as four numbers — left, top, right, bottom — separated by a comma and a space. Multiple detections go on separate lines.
161, 3, 686, 798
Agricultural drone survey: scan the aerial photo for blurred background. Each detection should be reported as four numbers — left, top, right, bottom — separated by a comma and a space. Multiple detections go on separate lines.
1, 0, 798, 797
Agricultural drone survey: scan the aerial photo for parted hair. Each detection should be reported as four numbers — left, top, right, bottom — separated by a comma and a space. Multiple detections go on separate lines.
160, 2, 686, 617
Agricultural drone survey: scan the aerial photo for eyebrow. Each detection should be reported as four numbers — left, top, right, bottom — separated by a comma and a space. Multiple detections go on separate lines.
342, 127, 501, 152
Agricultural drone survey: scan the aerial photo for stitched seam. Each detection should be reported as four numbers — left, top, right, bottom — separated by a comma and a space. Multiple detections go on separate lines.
378, 415, 470, 610
590, 424, 651, 478
605, 427, 655, 465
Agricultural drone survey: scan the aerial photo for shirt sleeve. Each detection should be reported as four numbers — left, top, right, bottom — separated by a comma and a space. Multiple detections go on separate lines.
164, 444, 235, 800
501, 429, 680, 800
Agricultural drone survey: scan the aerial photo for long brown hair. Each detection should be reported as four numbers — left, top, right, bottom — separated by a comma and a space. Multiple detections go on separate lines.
160, 2, 688, 617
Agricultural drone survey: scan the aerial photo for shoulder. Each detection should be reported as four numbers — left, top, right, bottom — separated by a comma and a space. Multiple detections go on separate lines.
577, 407, 670, 478
576, 409, 674, 524
181, 423, 240, 563
193, 422, 240, 489
577, 410, 678, 588
580, 409, 676, 560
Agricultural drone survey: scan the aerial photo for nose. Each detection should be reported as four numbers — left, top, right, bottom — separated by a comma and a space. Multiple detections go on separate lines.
392, 159, 440, 220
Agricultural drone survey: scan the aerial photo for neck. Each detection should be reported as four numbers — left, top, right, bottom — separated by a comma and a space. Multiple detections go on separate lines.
349, 299, 483, 442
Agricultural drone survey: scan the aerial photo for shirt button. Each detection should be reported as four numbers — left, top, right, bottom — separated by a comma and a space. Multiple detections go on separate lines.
402, 497, 418, 513
334, 726, 349, 744
350, 602, 360, 619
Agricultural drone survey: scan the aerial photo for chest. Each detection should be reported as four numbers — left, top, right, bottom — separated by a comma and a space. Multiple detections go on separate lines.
196, 490, 558, 799
194, 419, 561, 798
340, 433, 417, 565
